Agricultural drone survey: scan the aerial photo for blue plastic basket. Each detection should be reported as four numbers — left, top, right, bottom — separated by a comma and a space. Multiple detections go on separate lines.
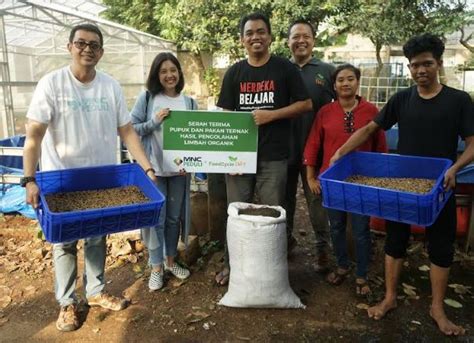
319, 152, 453, 226
36, 163, 164, 243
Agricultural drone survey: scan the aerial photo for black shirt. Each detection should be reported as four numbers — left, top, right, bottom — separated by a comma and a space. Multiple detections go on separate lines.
289, 57, 335, 165
374, 85, 474, 162
217, 55, 309, 161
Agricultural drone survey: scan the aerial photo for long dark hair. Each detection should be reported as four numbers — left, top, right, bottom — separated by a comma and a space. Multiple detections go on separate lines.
146, 52, 184, 96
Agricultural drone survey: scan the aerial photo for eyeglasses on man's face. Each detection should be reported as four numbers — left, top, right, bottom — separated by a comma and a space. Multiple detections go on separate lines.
73, 40, 102, 52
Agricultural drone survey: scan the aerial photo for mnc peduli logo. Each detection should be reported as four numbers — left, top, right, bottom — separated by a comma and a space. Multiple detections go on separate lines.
175, 156, 203, 168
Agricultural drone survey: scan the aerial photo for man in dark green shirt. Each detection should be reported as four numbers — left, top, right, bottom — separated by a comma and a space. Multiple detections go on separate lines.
286, 20, 335, 270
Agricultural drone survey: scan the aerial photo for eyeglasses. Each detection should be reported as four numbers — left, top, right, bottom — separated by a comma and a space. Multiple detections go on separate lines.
73, 40, 102, 52
344, 111, 354, 133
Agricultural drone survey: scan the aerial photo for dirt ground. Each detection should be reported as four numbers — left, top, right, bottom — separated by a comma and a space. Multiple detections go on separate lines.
0, 191, 474, 343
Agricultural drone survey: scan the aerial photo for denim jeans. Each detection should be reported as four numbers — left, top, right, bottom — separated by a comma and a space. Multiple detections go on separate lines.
285, 164, 329, 256
327, 209, 370, 279
225, 160, 287, 205
53, 235, 106, 306
142, 175, 186, 267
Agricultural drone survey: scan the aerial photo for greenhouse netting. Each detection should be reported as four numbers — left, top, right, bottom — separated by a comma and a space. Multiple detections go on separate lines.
0, 0, 176, 138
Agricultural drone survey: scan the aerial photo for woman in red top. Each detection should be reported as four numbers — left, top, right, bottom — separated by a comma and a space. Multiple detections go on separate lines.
303, 64, 387, 296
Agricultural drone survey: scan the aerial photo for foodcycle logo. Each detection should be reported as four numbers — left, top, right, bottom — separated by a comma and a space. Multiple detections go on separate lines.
228, 156, 245, 166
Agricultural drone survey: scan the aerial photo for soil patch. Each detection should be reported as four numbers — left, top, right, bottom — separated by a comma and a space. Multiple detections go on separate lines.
345, 175, 436, 194
45, 186, 149, 212
0, 184, 473, 342
239, 207, 280, 218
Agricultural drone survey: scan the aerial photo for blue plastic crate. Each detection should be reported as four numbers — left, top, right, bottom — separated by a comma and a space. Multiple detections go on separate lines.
319, 152, 453, 226
36, 163, 164, 243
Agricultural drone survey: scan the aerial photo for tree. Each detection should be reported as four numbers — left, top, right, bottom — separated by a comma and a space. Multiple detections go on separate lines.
333, 0, 472, 75
102, 0, 162, 36
102, 0, 344, 96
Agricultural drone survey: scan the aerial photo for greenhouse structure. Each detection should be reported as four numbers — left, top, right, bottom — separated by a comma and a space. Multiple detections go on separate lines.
0, 0, 176, 139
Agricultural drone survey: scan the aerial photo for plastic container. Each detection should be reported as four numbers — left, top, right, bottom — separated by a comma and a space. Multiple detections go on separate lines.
319, 152, 453, 226
0, 135, 25, 170
36, 163, 164, 243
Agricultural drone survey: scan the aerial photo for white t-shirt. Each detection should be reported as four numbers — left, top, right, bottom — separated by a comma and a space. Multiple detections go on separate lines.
150, 93, 186, 176
27, 66, 130, 171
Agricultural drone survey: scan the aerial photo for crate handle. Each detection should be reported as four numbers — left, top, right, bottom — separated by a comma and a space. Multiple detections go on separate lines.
34, 202, 44, 227
436, 185, 452, 212
35, 201, 43, 216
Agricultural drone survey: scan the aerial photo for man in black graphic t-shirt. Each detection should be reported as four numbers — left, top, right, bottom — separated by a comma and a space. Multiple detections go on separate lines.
219, 58, 309, 160
331, 34, 473, 336
215, 12, 311, 286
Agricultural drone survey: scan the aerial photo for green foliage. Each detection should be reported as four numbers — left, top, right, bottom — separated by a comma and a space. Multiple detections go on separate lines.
102, 0, 343, 60
102, 0, 162, 35
203, 67, 220, 97
36, 228, 45, 241
331, 0, 472, 74
102, 0, 472, 84
101, 0, 348, 97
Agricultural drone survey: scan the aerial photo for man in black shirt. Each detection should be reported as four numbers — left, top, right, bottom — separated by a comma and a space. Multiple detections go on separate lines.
215, 12, 311, 285
331, 34, 473, 336
286, 20, 335, 264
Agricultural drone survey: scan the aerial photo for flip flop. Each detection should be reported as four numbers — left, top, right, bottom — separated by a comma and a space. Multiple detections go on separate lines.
215, 268, 230, 286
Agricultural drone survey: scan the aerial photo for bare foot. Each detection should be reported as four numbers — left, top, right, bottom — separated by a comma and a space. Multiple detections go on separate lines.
430, 306, 465, 336
367, 298, 397, 320
215, 268, 230, 286
355, 278, 371, 296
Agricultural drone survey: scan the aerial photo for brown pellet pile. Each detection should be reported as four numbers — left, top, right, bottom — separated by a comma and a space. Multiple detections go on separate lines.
45, 186, 149, 213
345, 175, 436, 194
239, 207, 281, 218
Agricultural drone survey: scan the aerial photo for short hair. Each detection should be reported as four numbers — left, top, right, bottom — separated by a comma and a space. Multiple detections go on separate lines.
403, 33, 445, 61
146, 52, 185, 96
240, 12, 271, 37
332, 63, 361, 83
287, 20, 315, 38
69, 24, 103, 47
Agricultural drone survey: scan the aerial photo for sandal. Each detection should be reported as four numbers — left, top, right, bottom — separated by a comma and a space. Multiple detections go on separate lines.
355, 278, 371, 296
215, 268, 230, 286
326, 268, 349, 285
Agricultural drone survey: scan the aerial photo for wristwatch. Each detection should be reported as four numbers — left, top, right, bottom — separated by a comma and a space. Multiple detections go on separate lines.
20, 176, 36, 187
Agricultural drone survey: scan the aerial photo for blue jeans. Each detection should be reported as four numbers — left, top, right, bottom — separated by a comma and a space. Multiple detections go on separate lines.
142, 175, 186, 267
53, 235, 106, 306
327, 209, 370, 279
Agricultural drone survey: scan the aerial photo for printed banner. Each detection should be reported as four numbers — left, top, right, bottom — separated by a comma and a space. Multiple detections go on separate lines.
162, 110, 258, 173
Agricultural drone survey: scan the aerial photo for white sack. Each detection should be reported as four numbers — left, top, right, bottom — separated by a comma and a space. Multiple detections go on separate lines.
219, 202, 305, 309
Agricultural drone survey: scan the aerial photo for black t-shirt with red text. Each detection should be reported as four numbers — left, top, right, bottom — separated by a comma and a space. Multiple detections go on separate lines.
217, 55, 309, 161
374, 85, 474, 162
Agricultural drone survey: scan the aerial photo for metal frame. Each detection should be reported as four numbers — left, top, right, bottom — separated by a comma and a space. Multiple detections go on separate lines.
0, 0, 176, 138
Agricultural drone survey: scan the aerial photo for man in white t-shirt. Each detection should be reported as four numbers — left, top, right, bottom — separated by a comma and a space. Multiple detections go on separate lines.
22, 24, 157, 332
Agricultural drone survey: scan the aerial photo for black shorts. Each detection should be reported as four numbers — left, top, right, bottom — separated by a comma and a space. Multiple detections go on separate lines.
384, 195, 456, 268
